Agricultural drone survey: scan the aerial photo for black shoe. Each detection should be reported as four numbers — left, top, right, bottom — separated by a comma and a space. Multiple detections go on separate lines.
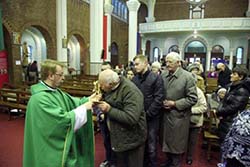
186, 160, 192, 165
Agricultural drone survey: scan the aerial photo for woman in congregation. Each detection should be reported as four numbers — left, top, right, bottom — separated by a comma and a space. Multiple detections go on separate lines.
216, 66, 250, 143
186, 74, 207, 165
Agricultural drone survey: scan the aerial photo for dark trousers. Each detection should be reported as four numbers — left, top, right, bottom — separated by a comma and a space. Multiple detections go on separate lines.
226, 158, 245, 167
116, 144, 145, 167
99, 121, 116, 164
144, 118, 159, 167
165, 153, 182, 167
186, 127, 200, 161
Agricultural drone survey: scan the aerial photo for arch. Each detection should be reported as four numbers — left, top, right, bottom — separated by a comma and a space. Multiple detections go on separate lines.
2, 25, 14, 81
168, 45, 180, 53
185, 40, 207, 53
21, 23, 55, 60
67, 31, 89, 75
153, 47, 160, 62
211, 36, 230, 56
111, 42, 119, 67
182, 35, 208, 51
138, 3, 148, 23
21, 26, 49, 71
164, 38, 179, 55
67, 35, 80, 74
145, 40, 151, 58
183, 35, 208, 69
212, 45, 224, 53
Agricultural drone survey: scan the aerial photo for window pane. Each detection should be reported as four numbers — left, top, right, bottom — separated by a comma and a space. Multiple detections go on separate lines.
236, 47, 243, 64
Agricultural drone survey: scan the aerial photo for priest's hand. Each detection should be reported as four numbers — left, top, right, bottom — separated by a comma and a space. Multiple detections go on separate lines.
83, 101, 93, 110
89, 93, 102, 103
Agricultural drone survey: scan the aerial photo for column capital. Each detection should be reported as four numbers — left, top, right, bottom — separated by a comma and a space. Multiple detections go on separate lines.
145, 17, 155, 22
104, 3, 113, 14
207, 47, 212, 52
126, 0, 141, 12
230, 48, 235, 52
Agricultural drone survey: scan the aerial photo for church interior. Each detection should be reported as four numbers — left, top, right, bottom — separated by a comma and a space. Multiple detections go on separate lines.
0, 0, 250, 166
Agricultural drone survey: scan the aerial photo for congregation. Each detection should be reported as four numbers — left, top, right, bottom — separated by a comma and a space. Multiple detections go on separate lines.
19, 51, 250, 167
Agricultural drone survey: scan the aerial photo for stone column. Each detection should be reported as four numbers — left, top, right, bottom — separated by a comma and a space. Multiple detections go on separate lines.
229, 48, 234, 69
179, 47, 183, 59
145, 0, 156, 22
159, 47, 163, 61
246, 0, 250, 17
104, 0, 113, 62
127, 0, 141, 62
90, 0, 104, 74
140, 34, 146, 55
56, 0, 67, 63
206, 48, 212, 71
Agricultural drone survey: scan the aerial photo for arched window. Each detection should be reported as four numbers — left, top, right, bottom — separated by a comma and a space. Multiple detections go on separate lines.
123, 6, 128, 20
236, 47, 243, 64
113, 0, 119, 14
121, 4, 125, 19
118, 2, 123, 17
153, 47, 160, 62
185, 40, 206, 53
212, 45, 224, 53
168, 45, 179, 53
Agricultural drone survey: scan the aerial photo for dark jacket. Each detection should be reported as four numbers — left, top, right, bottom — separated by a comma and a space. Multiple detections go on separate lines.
104, 77, 147, 152
218, 66, 231, 87
132, 70, 164, 120
217, 77, 250, 140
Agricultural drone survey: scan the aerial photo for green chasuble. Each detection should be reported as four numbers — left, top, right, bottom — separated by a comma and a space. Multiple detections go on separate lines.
23, 82, 94, 167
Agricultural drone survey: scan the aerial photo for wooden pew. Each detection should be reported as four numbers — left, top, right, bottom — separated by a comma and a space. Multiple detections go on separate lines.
0, 88, 31, 120
206, 78, 218, 93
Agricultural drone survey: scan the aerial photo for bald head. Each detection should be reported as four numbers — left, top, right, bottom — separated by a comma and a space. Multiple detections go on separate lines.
216, 63, 225, 72
98, 69, 120, 92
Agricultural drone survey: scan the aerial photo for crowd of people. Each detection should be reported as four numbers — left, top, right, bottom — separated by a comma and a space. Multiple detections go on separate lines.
22, 52, 250, 167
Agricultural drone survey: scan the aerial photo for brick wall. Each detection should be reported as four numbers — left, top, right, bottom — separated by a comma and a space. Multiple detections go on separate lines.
1, 0, 129, 84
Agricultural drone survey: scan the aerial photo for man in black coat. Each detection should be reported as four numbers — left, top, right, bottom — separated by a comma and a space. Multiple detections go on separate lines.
216, 62, 232, 87
132, 55, 164, 167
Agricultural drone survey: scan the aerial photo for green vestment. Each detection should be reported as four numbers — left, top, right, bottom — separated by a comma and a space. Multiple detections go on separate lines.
23, 82, 94, 167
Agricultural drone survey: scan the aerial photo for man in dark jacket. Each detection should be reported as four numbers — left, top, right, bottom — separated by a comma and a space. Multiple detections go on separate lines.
132, 55, 164, 167
216, 62, 232, 87
96, 69, 147, 167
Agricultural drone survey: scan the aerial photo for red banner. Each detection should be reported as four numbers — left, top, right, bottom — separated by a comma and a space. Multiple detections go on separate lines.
0, 50, 9, 88
103, 15, 107, 60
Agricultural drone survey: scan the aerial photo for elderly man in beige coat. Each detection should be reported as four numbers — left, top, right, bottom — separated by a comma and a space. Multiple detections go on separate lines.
161, 52, 197, 167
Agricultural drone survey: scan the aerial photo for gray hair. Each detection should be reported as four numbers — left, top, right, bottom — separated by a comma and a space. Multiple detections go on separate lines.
166, 52, 181, 62
151, 61, 161, 69
99, 69, 120, 85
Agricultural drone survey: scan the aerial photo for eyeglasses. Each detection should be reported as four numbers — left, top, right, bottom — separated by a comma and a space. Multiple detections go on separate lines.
54, 73, 64, 77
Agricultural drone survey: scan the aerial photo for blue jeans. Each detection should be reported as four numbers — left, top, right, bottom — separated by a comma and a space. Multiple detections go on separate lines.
144, 118, 159, 167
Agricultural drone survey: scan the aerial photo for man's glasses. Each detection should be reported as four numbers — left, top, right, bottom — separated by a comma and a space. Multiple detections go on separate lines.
54, 73, 64, 77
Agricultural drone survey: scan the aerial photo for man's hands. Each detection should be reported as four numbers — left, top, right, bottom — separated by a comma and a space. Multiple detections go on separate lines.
163, 100, 176, 110
94, 101, 111, 113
